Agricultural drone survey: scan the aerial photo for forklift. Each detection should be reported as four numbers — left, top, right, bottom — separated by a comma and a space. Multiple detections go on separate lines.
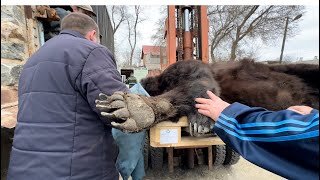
144, 5, 240, 173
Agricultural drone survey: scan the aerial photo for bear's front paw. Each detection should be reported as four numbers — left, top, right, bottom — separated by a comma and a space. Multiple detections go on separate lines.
187, 113, 214, 136
96, 92, 156, 132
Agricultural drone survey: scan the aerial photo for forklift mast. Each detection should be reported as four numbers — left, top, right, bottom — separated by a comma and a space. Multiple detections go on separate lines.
164, 6, 209, 67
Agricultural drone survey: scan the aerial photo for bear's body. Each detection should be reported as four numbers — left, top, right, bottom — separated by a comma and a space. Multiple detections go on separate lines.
97, 59, 319, 134
140, 59, 319, 133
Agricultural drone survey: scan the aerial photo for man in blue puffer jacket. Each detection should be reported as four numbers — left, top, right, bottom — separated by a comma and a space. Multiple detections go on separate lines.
7, 13, 128, 180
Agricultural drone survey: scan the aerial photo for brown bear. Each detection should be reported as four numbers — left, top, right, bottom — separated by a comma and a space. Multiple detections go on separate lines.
96, 59, 319, 135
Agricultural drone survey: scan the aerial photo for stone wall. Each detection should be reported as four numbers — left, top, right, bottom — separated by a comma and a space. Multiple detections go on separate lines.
1, 5, 27, 86
1, 6, 26, 129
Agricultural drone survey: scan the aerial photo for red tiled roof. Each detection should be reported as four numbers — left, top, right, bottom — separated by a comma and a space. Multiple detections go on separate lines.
142, 45, 161, 56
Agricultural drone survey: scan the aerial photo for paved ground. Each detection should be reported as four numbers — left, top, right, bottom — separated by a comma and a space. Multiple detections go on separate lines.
2, 157, 283, 180
143, 157, 283, 180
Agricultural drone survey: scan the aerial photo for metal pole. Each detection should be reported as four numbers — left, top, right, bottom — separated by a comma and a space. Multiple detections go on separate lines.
280, 17, 289, 63
183, 8, 193, 60
184, 8, 190, 31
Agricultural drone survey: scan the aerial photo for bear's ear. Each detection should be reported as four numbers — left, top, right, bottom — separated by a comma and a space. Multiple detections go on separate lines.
140, 76, 161, 96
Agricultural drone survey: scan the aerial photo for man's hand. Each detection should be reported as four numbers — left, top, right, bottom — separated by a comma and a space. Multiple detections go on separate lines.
195, 90, 230, 121
287, 105, 313, 115
95, 92, 155, 132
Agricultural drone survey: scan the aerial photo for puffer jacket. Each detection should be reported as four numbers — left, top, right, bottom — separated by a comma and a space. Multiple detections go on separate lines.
7, 30, 128, 180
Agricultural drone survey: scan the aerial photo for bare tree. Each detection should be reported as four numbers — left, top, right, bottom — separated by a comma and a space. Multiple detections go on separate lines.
228, 5, 304, 60
208, 6, 237, 62
110, 6, 128, 35
151, 5, 304, 62
282, 55, 296, 64
228, 6, 272, 60
107, 5, 129, 65
207, 5, 304, 61
151, 6, 167, 46
108, 5, 144, 66
126, 5, 144, 66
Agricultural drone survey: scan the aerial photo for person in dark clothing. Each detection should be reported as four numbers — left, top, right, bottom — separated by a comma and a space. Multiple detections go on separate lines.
112, 83, 149, 180
44, 5, 96, 41
195, 90, 319, 180
71, 5, 96, 17
43, 7, 70, 41
125, 73, 138, 88
7, 13, 127, 180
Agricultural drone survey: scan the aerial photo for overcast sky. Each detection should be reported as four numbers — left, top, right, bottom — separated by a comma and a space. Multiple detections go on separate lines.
128, 5, 319, 62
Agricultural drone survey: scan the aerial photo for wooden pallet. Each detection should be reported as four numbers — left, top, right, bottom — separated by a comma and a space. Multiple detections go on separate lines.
149, 116, 225, 172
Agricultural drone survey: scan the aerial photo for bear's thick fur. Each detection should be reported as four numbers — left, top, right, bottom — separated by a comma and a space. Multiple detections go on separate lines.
140, 59, 319, 132
97, 59, 318, 134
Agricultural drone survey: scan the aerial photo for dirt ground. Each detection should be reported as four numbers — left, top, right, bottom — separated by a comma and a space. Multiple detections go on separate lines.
143, 157, 283, 180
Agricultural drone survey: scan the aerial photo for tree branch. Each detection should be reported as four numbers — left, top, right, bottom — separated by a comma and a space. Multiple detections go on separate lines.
239, 5, 274, 41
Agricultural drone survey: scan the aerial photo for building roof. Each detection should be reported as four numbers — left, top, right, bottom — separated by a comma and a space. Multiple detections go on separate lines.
142, 45, 161, 55
295, 59, 319, 65
141, 45, 161, 59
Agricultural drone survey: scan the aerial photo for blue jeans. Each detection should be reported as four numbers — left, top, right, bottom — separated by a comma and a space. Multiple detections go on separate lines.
112, 128, 146, 180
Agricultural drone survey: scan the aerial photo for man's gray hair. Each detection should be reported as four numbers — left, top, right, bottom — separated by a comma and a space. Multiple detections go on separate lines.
61, 12, 99, 37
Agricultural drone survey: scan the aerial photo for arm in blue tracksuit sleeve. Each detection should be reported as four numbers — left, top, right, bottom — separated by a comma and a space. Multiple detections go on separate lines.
213, 102, 319, 180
